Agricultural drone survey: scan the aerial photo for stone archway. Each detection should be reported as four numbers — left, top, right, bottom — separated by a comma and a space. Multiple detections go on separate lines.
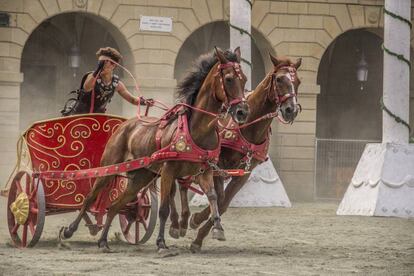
20, 12, 135, 130
315, 28, 384, 200
173, 21, 274, 89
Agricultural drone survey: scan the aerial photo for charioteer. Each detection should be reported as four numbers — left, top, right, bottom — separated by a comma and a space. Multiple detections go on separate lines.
62, 47, 152, 115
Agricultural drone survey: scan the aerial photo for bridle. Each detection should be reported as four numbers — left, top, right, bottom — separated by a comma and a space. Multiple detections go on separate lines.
218, 63, 301, 130
268, 64, 299, 106
213, 61, 247, 112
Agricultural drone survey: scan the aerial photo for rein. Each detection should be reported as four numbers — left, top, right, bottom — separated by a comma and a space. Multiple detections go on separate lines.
139, 61, 246, 127
99, 58, 171, 118
104, 55, 248, 127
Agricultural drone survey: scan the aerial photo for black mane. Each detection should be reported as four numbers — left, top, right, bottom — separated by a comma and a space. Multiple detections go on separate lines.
175, 49, 239, 105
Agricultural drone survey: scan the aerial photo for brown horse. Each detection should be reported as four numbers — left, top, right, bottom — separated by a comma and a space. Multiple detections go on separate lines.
168, 54, 302, 252
60, 47, 249, 251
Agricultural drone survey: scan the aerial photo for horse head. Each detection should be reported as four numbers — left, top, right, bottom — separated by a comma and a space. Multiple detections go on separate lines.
268, 53, 302, 123
213, 47, 249, 124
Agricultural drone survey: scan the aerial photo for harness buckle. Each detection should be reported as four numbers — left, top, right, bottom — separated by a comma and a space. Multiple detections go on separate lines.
240, 151, 253, 172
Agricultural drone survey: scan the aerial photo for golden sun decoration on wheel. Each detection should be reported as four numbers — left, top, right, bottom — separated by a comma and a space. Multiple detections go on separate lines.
10, 192, 30, 225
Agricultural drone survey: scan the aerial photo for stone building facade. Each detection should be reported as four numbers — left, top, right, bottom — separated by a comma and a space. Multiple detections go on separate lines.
0, 0, 413, 200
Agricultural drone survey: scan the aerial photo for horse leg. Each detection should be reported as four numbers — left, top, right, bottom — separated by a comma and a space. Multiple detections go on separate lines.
97, 171, 154, 250
191, 175, 248, 252
178, 184, 190, 237
61, 175, 115, 239
156, 166, 175, 251
168, 182, 180, 239
190, 176, 224, 229
197, 171, 225, 242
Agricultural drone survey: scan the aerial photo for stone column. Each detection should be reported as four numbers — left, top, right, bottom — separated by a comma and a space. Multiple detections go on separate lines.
382, 1, 411, 143
230, 0, 252, 90
337, 0, 413, 218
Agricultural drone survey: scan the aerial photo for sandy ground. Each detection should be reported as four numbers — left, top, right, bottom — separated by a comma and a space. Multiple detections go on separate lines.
0, 197, 413, 276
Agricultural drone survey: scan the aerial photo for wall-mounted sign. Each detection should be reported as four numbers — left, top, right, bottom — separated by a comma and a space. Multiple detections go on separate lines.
139, 16, 172, 33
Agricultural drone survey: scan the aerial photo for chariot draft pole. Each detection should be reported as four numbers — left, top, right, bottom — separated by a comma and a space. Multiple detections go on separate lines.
337, 0, 414, 218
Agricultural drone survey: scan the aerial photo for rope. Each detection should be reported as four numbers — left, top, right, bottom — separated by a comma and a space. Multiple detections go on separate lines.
241, 58, 252, 68
227, 22, 256, 44
380, 97, 411, 131
2, 136, 29, 191
384, 7, 412, 29
227, 22, 254, 68
380, 97, 414, 143
381, 6, 413, 143
102, 58, 173, 118
381, 44, 411, 69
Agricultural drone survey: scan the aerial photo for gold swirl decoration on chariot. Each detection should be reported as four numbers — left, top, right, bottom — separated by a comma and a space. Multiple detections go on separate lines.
10, 192, 29, 225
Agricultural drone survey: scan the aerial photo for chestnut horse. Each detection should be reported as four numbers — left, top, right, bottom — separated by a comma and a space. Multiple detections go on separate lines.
168, 54, 302, 252
60, 47, 249, 251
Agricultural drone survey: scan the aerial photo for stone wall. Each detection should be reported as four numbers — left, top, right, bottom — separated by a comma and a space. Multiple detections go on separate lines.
0, 0, 413, 200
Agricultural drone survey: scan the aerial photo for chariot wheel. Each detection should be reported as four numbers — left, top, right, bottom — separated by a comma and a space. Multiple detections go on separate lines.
7, 171, 46, 248
119, 188, 158, 244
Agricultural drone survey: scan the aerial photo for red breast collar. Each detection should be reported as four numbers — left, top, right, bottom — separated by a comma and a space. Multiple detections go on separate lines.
153, 108, 220, 164
220, 119, 269, 162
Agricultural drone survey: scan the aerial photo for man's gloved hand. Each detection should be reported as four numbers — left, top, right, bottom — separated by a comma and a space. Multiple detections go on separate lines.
144, 98, 155, 105
92, 60, 105, 77
139, 97, 154, 105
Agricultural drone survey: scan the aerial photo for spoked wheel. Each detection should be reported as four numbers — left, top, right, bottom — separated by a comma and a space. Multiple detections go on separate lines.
119, 188, 158, 244
7, 171, 46, 248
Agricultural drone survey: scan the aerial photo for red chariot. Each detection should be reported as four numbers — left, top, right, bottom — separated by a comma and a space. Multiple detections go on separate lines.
2, 114, 158, 247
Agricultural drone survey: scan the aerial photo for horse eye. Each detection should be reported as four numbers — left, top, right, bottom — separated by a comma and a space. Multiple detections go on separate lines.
276, 77, 283, 83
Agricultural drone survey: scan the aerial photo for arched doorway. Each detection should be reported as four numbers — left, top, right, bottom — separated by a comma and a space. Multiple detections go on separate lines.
174, 21, 273, 89
315, 29, 383, 199
20, 12, 134, 131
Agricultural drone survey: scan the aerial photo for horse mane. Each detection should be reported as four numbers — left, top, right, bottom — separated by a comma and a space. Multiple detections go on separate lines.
175, 49, 239, 105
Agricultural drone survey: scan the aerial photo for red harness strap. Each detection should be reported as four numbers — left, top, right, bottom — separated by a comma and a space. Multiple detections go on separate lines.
155, 105, 182, 150
152, 108, 220, 165
220, 119, 269, 163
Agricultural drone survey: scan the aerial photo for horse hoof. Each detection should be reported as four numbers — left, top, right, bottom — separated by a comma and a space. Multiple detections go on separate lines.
179, 227, 187, 237
211, 228, 226, 241
169, 227, 180, 239
190, 242, 202, 253
57, 228, 71, 250
87, 225, 101, 236
189, 214, 200, 230
98, 240, 112, 253
156, 239, 168, 251
59, 226, 71, 240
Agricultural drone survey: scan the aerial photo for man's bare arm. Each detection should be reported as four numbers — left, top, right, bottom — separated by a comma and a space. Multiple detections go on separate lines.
116, 81, 140, 105
83, 73, 95, 92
